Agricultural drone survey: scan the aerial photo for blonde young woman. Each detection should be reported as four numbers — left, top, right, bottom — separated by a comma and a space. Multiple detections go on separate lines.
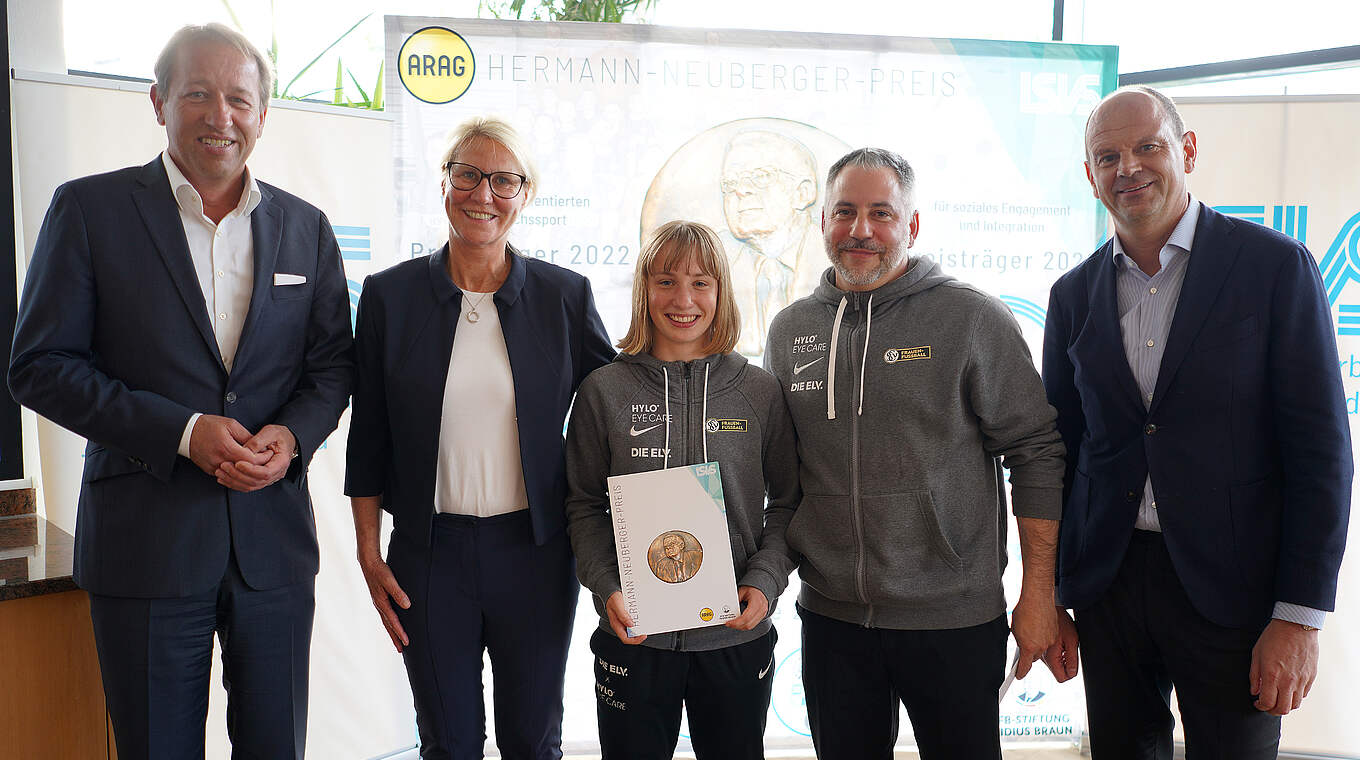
565, 220, 800, 759
346, 116, 614, 759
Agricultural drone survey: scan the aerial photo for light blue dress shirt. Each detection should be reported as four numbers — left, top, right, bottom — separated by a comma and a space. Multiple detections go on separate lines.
1112, 197, 1323, 630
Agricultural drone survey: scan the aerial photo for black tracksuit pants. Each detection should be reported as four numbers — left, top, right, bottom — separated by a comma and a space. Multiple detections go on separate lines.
590, 626, 778, 759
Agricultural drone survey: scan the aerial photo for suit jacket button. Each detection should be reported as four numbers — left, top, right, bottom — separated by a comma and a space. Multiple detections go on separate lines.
225, 391, 238, 404
1126, 490, 1138, 502
1144, 423, 1157, 435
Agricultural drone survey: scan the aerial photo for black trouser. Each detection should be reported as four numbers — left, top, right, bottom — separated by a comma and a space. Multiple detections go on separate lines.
89, 551, 314, 760
1076, 530, 1281, 760
591, 626, 777, 759
388, 511, 578, 760
798, 605, 1007, 760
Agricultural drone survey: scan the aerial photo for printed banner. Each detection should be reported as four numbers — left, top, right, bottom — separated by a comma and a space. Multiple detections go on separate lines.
1175, 98, 1360, 756
383, 16, 1116, 751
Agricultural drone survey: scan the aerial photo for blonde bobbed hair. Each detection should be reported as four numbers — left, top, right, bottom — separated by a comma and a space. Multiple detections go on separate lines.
617, 220, 741, 357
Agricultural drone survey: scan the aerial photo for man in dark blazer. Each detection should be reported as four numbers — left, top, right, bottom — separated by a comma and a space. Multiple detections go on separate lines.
8, 24, 352, 759
1042, 86, 1351, 759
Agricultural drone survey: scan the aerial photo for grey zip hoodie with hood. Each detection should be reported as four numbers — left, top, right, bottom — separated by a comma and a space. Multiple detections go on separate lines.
565, 350, 801, 651
765, 259, 1065, 630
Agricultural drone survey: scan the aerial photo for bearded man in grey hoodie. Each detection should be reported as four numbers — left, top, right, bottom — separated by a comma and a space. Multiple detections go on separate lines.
764, 147, 1076, 760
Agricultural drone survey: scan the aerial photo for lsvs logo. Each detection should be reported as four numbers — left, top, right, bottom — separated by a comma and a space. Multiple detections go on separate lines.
1019, 72, 1101, 115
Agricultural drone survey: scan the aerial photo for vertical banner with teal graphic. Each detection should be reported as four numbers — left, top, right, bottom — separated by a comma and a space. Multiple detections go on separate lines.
1178, 97, 1360, 757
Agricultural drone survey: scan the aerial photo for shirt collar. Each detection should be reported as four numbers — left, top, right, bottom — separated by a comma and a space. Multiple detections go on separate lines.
1112, 195, 1201, 270
161, 151, 261, 220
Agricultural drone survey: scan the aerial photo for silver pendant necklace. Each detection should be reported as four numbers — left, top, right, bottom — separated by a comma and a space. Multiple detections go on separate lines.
463, 291, 491, 323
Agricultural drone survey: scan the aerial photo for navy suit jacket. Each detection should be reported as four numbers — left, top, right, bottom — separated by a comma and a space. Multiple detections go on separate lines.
9, 158, 354, 598
344, 245, 614, 546
1043, 204, 1352, 628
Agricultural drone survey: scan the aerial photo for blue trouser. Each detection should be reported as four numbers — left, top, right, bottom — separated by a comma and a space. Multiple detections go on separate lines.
388, 510, 578, 760
89, 552, 314, 760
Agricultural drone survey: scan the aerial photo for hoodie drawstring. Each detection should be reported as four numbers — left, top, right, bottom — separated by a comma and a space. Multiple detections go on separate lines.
701, 362, 711, 462
662, 366, 671, 469
826, 296, 848, 420
661, 361, 712, 467
826, 293, 874, 419
857, 294, 874, 416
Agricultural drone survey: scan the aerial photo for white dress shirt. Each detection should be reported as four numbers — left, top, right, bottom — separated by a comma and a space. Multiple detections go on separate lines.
164, 152, 262, 458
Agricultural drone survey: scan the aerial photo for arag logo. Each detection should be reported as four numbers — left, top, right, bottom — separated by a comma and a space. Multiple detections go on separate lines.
398, 27, 475, 104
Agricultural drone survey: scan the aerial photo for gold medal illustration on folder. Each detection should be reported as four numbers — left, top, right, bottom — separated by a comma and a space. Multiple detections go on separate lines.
647, 531, 704, 584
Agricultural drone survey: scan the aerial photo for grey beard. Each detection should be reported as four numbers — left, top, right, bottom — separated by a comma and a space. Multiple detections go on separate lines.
829, 247, 904, 287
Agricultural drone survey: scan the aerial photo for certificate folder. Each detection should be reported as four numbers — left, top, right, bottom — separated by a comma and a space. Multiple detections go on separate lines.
608, 462, 740, 637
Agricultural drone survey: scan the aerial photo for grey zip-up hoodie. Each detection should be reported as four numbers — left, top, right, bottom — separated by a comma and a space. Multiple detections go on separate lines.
565, 351, 801, 651
765, 259, 1064, 630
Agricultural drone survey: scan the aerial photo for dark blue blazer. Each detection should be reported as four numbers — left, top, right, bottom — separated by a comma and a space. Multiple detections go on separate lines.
344, 245, 614, 546
9, 158, 355, 598
1042, 204, 1352, 628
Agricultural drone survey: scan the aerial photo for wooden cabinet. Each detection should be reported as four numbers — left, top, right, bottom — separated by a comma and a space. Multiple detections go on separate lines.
0, 589, 114, 759
0, 484, 115, 759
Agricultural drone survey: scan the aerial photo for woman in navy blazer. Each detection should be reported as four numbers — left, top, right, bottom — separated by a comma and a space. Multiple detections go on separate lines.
345, 116, 614, 760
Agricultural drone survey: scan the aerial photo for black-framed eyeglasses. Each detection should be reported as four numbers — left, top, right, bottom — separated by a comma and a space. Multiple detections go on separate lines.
443, 161, 527, 199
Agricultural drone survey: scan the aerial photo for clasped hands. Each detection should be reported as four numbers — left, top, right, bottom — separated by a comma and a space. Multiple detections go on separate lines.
606, 585, 769, 645
189, 414, 296, 492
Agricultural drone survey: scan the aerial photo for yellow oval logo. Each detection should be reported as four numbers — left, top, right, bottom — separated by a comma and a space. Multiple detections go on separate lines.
397, 27, 474, 104
699, 607, 714, 622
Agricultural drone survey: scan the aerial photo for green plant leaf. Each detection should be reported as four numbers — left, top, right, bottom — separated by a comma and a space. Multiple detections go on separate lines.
333, 58, 345, 105
269, 0, 280, 97
219, 0, 246, 32
346, 68, 370, 104
279, 12, 372, 98
372, 62, 384, 110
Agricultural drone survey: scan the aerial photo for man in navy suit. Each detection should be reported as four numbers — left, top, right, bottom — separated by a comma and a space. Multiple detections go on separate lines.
8, 24, 352, 759
1042, 86, 1351, 758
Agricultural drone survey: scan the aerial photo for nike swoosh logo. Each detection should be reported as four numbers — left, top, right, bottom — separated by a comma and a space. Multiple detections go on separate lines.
629, 424, 662, 437
793, 357, 824, 375
758, 657, 773, 679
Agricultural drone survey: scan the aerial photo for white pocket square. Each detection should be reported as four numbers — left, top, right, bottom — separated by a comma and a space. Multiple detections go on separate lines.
273, 273, 307, 286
